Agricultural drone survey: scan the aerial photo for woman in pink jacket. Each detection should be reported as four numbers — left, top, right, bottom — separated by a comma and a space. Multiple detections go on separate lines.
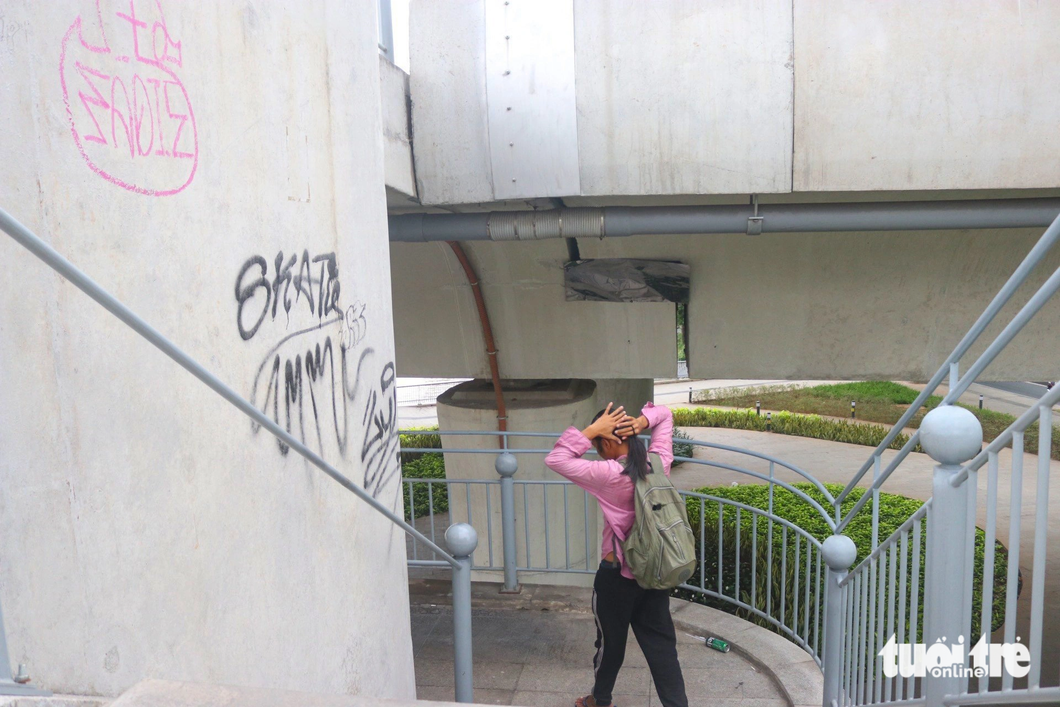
545, 402, 688, 707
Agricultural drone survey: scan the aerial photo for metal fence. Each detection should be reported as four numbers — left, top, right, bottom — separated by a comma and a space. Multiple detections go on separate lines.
400, 210, 1060, 707
822, 210, 1060, 707
401, 430, 834, 666
396, 379, 470, 407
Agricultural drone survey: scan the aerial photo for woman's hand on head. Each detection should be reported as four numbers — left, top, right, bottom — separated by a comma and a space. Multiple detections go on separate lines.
615, 414, 648, 440
582, 402, 626, 442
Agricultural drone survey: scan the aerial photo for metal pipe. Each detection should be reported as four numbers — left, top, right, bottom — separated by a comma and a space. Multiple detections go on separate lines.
389, 198, 1060, 242
447, 242, 507, 447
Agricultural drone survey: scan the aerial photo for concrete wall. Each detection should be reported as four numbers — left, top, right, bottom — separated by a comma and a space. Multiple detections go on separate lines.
406, 1, 1060, 204
575, 0, 793, 196
794, 1, 1060, 192
0, 0, 413, 699
389, 241, 678, 379
407, 0, 493, 204
380, 58, 415, 198
392, 231, 1060, 380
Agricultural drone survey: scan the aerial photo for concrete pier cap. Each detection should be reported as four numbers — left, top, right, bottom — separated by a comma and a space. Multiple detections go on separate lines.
919, 405, 984, 465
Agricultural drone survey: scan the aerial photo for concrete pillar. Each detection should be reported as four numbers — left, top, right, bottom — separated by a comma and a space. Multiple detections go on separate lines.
592, 378, 655, 418
438, 379, 599, 586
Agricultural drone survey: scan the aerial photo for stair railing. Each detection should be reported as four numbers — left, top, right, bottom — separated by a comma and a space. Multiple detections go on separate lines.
0, 207, 477, 703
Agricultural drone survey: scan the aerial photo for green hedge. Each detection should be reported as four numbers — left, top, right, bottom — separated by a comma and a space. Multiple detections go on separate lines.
672, 407, 914, 451
398, 428, 442, 464
399, 428, 448, 521
673, 483, 1016, 645
672, 428, 694, 460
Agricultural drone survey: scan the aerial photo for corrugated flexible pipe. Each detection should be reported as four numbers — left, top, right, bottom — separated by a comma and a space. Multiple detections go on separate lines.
390, 198, 1060, 242
447, 241, 507, 448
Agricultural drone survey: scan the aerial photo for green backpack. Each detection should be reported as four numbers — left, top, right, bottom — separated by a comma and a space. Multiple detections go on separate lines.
621, 453, 697, 590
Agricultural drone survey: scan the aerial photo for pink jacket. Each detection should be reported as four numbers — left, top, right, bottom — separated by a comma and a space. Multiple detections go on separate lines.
544, 403, 674, 580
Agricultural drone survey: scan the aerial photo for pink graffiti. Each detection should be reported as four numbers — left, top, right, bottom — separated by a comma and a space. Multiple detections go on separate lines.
59, 0, 197, 196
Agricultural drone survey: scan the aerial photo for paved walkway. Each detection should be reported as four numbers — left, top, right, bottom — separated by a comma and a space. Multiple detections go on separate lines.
399, 379, 849, 428
908, 380, 1059, 418
409, 580, 790, 707
670, 426, 1060, 688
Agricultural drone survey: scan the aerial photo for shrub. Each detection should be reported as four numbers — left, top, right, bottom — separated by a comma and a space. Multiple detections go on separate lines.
399, 427, 442, 465
673, 483, 1014, 647
672, 428, 694, 461
399, 427, 448, 520
401, 452, 449, 520
693, 381, 1060, 460
671, 407, 912, 451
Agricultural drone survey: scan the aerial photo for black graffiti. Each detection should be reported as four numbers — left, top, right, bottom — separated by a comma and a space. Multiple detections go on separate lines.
235, 250, 341, 341
236, 249, 398, 499
257, 336, 349, 457
361, 361, 399, 497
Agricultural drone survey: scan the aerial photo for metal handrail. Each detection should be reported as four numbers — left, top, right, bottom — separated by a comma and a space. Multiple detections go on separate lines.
835, 254, 1060, 535
821, 212, 1060, 706
839, 500, 931, 586
952, 382, 1060, 486
835, 209, 1060, 511
0, 207, 476, 702
400, 429, 838, 528
402, 432, 832, 665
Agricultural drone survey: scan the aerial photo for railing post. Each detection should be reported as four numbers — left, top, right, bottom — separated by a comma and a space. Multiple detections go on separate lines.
495, 452, 521, 593
821, 534, 857, 707
919, 406, 982, 707
446, 523, 478, 704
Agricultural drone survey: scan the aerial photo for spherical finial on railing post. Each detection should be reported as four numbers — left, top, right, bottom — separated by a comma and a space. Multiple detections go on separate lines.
821, 534, 857, 571
495, 452, 518, 478
445, 522, 479, 559
919, 405, 982, 466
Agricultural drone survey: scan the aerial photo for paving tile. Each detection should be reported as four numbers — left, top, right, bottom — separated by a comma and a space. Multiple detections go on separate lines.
416, 659, 524, 690
673, 640, 742, 669
415, 685, 452, 702
511, 691, 647, 707
515, 664, 598, 694
416, 685, 514, 704
516, 664, 650, 696
681, 667, 780, 700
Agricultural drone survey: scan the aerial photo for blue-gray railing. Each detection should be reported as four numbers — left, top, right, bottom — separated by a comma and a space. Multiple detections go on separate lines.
401, 431, 833, 664
824, 210, 1060, 707
402, 208, 1060, 707
0, 208, 479, 702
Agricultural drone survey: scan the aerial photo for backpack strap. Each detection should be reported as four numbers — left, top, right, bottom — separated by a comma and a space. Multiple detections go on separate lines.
649, 451, 665, 474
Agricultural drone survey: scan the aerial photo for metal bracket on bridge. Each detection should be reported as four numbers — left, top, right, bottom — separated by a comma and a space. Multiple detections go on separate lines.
746, 194, 763, 236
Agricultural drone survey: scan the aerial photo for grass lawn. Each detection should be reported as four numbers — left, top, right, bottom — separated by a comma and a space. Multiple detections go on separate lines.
696, 381, 1060, 461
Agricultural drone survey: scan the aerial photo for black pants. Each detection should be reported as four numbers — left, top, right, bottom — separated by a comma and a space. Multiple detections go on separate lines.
591, 561, 688, 707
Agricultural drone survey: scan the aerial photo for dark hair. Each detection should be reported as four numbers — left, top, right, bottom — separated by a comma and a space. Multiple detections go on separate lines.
591, 408, 652, 484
